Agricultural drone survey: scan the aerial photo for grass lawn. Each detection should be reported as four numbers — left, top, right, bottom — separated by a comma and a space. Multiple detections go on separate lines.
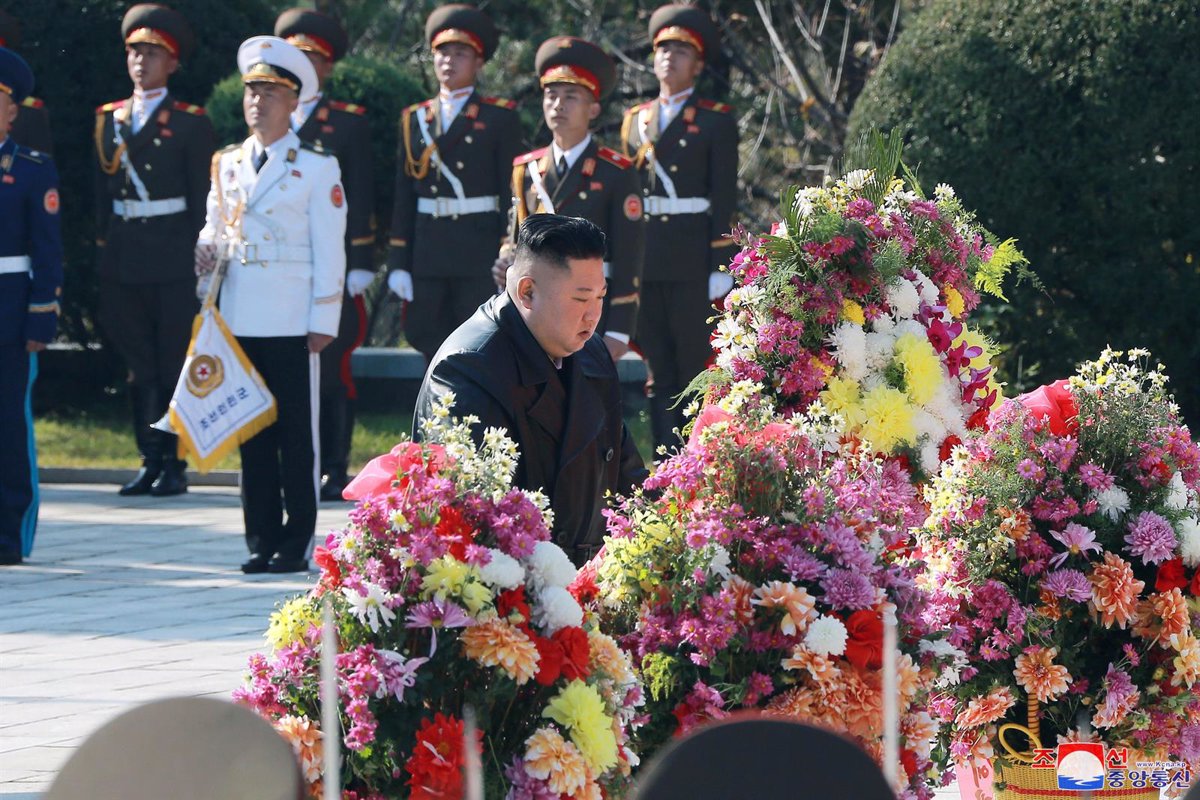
36, 405, 656, 472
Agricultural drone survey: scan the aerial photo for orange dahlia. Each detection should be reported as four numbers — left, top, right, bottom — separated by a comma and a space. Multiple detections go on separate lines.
1170, 632, 1200, 688
724, 574, 756, 625
840, 667, 883, 739
587, 630, 635, 688
781, 645, 841, 684
1089, 552, 1145, 629
997, 507, 1032, 541
524, 727, 590, 796
274, 715, 323, 784
1014, 646, 1073, 703
753, 580, 817, 635
1132, 587, 1190, 647
955, 687, 1017, 729
461, 618, 539, 684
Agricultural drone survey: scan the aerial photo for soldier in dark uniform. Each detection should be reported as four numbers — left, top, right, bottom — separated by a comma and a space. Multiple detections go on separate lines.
94, 4, 214, 497
275, 8, 375, 501
620, 5, 738, 452
502, 36, 645, 364
0, 48, 63, 565
0, 12, 52, 155
387, 4, 523, 363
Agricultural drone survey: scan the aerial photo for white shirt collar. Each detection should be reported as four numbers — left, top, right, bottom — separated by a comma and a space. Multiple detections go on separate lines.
292, 91, 323, 131
439, 85, 474, 127
657, 86, 694, 131
251, 130, 298, 163
659, 86, 694, 107
551, 133, 592, 171
131, 88, 168, 131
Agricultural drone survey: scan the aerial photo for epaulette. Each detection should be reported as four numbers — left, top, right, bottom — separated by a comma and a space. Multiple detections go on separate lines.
300, 141, 332, 156
513, 147, 549, 166
96, 99, 126, 114
482, 96, 516, 110
597, 146, 633, 169
22, 96, 45, 110
16, 149, 48, 164
697, 98, 733, 114
172, 100, 206, 116
219, 143, 241, 154
630, 100, 653, 114
328, 99, 367, 115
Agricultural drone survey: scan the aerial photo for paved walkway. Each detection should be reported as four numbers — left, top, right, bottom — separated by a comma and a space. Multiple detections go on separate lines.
1, 484, 961, 798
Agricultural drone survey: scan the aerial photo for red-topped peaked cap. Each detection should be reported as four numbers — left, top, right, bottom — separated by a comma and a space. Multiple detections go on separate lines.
274, 7, 349, 62
649, 3, 720, 60
535, 36, 616, 101
425, 4, 498, 61
121, 4, 194, 60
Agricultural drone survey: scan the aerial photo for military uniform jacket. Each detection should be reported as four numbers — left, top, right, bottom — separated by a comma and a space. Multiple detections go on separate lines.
512, 139, 645, 336
621, 93, 737, 281
388, 91, 522, 279
10, 96, 53, 155
414, 292, 648, 557
295, 95, 374, 271
93, 93, 215, 284
0, 138, 63, 346
197, 131, 346, 338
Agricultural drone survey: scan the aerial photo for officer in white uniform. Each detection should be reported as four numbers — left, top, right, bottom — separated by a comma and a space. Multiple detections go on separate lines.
195, 36, 346, 574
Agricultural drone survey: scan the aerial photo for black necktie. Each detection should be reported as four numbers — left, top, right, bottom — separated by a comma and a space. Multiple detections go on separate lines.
254, 149, 268, 173
556, 156, 568, 178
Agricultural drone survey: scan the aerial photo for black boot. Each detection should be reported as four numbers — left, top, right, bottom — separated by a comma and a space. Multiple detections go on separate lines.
119, 386, 161, 496
319, 393, 353, 502
150, 439, 188, 497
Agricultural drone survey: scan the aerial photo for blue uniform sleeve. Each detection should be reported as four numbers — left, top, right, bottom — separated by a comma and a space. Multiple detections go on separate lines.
24, 155, 64, 344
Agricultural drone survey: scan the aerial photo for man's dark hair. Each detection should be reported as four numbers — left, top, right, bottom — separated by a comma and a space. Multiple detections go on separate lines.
515, 214, 606, 270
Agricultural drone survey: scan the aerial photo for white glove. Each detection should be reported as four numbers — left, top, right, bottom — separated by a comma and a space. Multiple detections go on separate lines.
346, 269, 375, 297
388, 270, 414, 301
708, 271, 734, 301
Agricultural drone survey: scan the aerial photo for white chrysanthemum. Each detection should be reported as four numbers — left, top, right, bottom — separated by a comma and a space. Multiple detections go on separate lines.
843, 169, 872, 192
534, 586, 584, 634
1166, 471, 1189, 510
910, 271, 940, 306
1095, 486, 1131, 521
884, 277, 921, 320
1178, 517, 1200, 567
919, 441, 941, 475
827, 322, 868, 381
864, 329, 897, 372
871, 314, 896, 336
479, 548, 524, 589
708, 545, 732, 579
894, 318, 927, 340
342, 582, 396, 634
794, 187, 821, 218
803, 615, 848, 657
933, 183, 956, 201
526, 541, 577, 591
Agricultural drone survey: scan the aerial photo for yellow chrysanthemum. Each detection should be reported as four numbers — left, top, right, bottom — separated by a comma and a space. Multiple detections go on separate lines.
266, 596, 321, 651
421, 556, 492, 614
461, 618, 539, 684
543, 680, 619, 773
943, 284, 965, 318
819, 376, 865, 429
894, 333, 944, 405
524, 727, 591, 796
841, 299, 866, 326
858, 384, 917, 453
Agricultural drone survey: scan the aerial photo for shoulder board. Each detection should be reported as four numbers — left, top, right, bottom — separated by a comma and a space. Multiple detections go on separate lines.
96, 99, 126, 114
628, 100, 652, 115
697, 99, 733, 114
514, 147, 549, 167
172, 101, 206, 116
300, 141, 333, 156
22, 96, 45, 109
597, 146, 633, 169
482, 96, 516, 110
217, 143, 241, 157
328, 100, 367, 115
16, 149, 48, 164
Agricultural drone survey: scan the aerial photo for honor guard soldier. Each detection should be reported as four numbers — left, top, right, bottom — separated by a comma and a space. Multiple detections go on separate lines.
275, 8, 375, 501
504, 37, 645, 363
0, 12, 52, 154
387, 4, 523, 362
195, 37, 346, 574
621, 5, 738, 451
95, 4, 214, 497
0, 49, 63, 565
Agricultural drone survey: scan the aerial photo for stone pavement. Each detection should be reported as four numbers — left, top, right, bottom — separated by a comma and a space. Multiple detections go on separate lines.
0, 484, 339, 797
0, 484, 962, 798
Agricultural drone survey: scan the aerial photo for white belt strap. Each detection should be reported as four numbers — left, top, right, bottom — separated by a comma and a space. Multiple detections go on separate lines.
113, 196, 187, 219
415, 110, 467, 201
416, 196, 499, 217
231, 243, 313, 264
0, 255, 32, 275
112, 116, 151, 203
526, 159, 555, 214
644, 196, 712, 215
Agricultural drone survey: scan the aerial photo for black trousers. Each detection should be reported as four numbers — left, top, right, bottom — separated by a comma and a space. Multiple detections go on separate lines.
406, 274, 497, 361
0, 345, 37, 559
636, 279, 714, 448
237, 336, 319, 560
98, 278, 197, 394
318, 293, 368, 478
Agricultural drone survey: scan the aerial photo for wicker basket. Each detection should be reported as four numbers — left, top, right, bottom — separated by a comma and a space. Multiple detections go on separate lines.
988, 696, 1158, 800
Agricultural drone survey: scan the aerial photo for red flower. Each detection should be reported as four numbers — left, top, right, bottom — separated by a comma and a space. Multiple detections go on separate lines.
313, 546, 342, 590
569, 555, 601, 605
1017, 379, 1078, 436
404, 713, 479, 800
343, 441, 448, 500
900, 748, 919, 781
939, 435, 962, 463
844, 609, 884, 671
496, 587, 531, 628
553, 626, 592, 681
434, 504, 476, 560
1191, 568, 1200, 598
532, 634, 564, 686
1157, 558, 1190, 593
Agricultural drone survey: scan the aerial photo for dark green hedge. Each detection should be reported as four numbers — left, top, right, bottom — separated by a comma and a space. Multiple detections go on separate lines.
847, 0, 1200, 421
